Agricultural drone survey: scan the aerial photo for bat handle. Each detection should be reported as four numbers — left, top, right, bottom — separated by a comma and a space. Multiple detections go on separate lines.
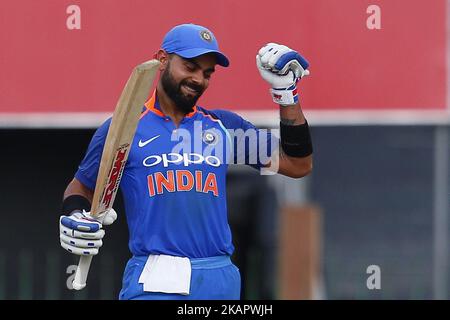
72, 255, 93, 290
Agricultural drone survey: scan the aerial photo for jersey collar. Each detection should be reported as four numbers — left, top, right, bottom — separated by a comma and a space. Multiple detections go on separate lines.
144, 90, 198, 119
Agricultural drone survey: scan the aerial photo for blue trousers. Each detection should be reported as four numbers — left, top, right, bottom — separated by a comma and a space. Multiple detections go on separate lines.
119, 255, 241, 300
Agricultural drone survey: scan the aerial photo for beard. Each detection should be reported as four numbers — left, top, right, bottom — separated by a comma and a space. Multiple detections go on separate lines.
160, 63, 205, 114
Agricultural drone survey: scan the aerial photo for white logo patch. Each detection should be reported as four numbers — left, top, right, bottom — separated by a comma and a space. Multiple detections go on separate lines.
138, 135, 160, 148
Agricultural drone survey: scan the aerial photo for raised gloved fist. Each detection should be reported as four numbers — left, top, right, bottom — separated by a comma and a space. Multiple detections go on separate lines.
256, 43, 309, 106
59, 209, 117, 256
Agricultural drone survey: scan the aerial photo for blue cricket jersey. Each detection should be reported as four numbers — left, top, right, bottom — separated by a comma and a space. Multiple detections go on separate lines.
75, 92, 273, 258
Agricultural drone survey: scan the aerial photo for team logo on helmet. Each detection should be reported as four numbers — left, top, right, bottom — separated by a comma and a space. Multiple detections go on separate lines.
200, 30, 213, 42
203, 130, 218, 145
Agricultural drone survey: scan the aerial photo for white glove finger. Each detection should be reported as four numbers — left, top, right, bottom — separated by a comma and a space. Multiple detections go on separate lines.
257, 55, 297, 88
258, 43, 279, 57
260, 43, 283, 65
60, 241, 99, 256
257, 55, 275, 77
257, 55, 276, 80
256, 55, 264, 69
260, 49, 276, 66
60, 234, 103, 249
74, 228, 105, 239
60, 224, 105, 240
267, 46, 291, 69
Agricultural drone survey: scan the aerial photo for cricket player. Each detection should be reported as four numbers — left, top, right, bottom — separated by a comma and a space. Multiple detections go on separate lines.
59, 23, 313, 300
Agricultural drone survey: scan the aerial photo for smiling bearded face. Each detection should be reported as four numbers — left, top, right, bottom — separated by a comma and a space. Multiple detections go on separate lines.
160, 56, 206, 114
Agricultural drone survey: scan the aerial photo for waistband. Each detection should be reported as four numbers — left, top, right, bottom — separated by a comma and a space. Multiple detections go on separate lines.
132, 255, 232, 270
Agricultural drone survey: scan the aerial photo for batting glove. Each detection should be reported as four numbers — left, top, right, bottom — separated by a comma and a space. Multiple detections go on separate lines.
256, 43, 309, 106
59, 209, 117, 256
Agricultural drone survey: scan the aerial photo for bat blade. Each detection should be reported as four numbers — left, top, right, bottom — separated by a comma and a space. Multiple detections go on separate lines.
72, 59, 160, 290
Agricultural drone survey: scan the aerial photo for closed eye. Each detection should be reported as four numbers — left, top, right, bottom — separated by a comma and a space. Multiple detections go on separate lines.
184, 62, 196, 72
183, 58, 215, 78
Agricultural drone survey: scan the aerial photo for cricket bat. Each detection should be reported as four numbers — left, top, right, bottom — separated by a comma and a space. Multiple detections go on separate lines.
72, 59, 161, 290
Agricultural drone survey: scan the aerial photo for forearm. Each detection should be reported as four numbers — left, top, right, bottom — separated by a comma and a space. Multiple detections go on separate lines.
63, 178, 94, 202
279, 98, 312, 158
62, 178, 93, 215
277, 102, 313, 178
279, 102, 306, 125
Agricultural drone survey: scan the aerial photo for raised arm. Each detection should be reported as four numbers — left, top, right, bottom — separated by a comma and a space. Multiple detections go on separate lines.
256, 43, 313, 178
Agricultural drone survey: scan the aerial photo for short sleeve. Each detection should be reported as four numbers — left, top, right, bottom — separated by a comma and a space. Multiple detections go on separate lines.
74, 118, 112, 190
207, 109, 274, 170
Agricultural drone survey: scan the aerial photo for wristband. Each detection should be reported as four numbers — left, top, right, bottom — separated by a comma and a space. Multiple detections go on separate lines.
280, 120, 313, 157
271, 85, 298, 106
62, 195, 91, 215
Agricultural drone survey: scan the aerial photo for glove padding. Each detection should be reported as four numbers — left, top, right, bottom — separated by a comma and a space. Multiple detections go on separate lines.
59, 209, 117, 256
257, 43, 310, 81
256, 43, 309, 105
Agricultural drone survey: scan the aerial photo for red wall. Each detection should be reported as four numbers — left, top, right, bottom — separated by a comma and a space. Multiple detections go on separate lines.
0, 0, 446, 113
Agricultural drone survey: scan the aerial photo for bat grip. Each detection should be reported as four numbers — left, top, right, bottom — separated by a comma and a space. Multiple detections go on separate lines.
72, 255, 93, 290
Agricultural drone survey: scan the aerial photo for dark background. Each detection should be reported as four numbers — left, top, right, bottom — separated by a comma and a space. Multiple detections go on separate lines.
0, 126, 448, 299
